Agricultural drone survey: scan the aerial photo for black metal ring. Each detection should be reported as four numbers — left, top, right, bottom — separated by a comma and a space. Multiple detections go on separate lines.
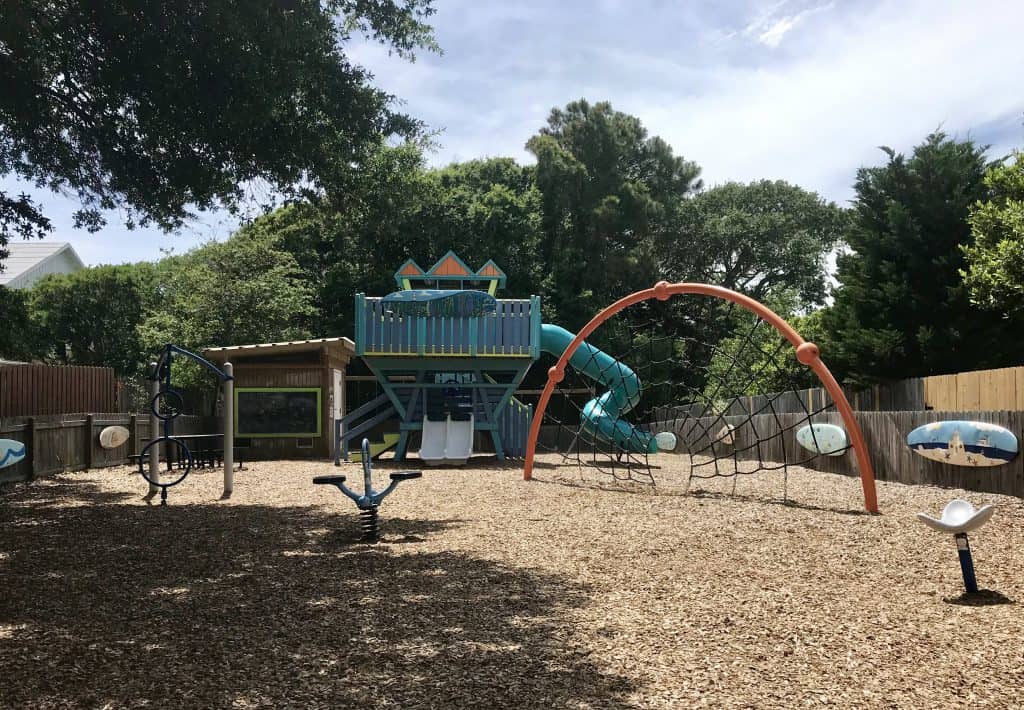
150, 389, 184, 421
138, 436, 193, 489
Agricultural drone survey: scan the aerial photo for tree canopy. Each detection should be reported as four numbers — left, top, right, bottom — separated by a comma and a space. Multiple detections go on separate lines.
824, 133, 1019, 383
662, 180, 847, 307
0, 0, 437, 257
961, 152, 1024, 317
527, 99, 703, 329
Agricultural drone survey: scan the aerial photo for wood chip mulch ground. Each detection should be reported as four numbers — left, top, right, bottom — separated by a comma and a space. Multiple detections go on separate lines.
1, 454, 1022, 709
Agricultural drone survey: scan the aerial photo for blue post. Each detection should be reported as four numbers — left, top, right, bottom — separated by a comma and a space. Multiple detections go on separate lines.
955, 533, 979, 593
313, 439, 422, 543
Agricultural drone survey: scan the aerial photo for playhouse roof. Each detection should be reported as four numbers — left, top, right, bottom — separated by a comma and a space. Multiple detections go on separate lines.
393, 251, 507, 289
203, 337, 355, 363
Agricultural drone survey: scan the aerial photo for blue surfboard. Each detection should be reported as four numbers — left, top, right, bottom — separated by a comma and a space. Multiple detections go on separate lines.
0, 438, 27, 469
907, 420, 1018, 467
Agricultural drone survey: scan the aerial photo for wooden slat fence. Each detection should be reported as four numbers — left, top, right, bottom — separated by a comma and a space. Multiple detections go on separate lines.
0, 413, 216, 483
640, 409, 1024, 498
0, 364, 116, 416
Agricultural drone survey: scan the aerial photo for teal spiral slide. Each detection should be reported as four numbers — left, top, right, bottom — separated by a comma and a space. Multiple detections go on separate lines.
540, 324, 658, 453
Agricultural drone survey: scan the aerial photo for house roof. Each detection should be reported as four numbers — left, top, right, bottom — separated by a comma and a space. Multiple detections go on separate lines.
0, 242, 85, 288
202, 337, 355, 362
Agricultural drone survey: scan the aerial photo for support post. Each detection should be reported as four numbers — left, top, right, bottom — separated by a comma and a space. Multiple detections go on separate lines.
955, 533, 979, 593
223, 362, 234, 498
148, 364, 159, 496
85, 414, 94, 470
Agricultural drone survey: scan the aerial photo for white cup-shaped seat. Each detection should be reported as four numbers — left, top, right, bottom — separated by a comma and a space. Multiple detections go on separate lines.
917, 498, 995, 534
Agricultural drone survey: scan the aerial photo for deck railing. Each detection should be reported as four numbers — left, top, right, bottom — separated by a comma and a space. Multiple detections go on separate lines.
355, 294, 541, 357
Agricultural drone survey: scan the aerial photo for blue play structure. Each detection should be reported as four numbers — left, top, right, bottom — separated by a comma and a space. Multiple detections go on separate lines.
315, 438, 421, 542
336, 251, 655, 465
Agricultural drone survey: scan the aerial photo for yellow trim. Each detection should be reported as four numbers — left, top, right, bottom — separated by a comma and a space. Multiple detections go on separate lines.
402, 278, 411, 291
488, 281, 498, 296
349, 433, 400, 461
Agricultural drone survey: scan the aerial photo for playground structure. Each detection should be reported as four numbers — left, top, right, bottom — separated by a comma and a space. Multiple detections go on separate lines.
141, 344, 234, 503
339, 255, 876, 512
338, 251, 677, 466
523, 281, 879, 513
918, 499, 996, 594
314, 437, 422, 542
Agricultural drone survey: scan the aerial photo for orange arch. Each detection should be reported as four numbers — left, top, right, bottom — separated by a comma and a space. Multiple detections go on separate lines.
522, 281, 879, 513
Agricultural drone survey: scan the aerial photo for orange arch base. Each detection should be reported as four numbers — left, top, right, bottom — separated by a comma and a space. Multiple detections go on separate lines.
522, 281, 879, 514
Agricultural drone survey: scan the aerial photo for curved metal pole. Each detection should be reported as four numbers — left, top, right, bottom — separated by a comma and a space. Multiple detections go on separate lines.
522, 281, 879, 514
150, 344, 232, 382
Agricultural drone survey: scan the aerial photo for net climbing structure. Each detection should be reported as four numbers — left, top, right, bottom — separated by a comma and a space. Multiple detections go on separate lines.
522, 281, 879, 514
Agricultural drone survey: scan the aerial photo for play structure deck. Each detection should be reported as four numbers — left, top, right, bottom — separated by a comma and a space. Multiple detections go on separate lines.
338, 252, 539, 463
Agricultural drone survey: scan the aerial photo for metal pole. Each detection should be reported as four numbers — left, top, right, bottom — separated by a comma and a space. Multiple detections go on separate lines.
223, 362, 234, 497
148, 363, 159, 496
955, 533, 979, 593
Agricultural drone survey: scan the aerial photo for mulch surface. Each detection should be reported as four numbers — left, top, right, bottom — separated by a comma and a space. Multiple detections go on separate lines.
1, 454, 1022, 708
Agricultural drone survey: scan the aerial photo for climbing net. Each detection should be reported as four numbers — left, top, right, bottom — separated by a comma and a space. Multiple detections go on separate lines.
530, 293, 861, 503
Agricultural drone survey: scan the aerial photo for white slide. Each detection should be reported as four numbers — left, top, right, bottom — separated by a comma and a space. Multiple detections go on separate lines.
444, 415, 474, 465
419, 417, 448, 466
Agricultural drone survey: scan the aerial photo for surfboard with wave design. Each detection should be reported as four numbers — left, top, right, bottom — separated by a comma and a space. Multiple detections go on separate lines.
0, 439, 27, 469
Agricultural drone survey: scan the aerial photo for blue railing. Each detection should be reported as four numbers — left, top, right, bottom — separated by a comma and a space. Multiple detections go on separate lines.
355, 294, 540, 357
499, 396, 532, 459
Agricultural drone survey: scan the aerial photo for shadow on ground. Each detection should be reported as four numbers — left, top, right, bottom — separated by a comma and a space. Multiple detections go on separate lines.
943, 589, 1014, 606
0, 479, 633, 708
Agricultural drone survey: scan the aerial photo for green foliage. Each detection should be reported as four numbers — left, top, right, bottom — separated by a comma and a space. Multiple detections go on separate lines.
526, 99, 703, 329
0, 285, 40, 360
139, 231, 316, 356
664, 180, 847, 307
704, 291, 823, 398
267, 145, 545, 338
961, 152, 1024, 315
824, 132, 1018, 384
28, 264, 153, 375
0, 0, 437, 252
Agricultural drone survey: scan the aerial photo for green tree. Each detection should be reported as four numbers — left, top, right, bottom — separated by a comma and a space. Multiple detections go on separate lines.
0, 286, 40, 361
663, 180, 847, 307
825, 133, 1018, 384
961, 151, 1024, 316
703, 292, 830, 398
526, 99, 703, 329
139, 230, 316, 357
419, 158, 544, 296
0, 0, 437, 255
265, 145, 545, 338
28, 264, 153, 375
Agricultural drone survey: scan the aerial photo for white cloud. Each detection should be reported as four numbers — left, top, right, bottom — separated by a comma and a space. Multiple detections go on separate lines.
11, 0, 1024, 265
636, 0, 1024, 201
745, 1, 835, 48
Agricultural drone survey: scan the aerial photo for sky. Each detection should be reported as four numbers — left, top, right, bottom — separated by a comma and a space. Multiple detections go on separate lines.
6, 0, 1023, 266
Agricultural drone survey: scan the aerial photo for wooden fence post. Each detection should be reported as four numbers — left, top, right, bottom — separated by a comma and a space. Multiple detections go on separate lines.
85, 414, 94, 470
26, 416, 36, 481
129, 414, 137, 458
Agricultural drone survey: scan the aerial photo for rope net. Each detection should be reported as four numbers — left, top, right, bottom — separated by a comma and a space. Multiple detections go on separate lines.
532, 295, 851, 500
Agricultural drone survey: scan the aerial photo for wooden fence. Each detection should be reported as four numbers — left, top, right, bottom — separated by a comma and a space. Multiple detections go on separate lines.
730, 366, 1024, 415
0, 413, 215, 483
0, 364, 116, 417
641, 409, 1024, 499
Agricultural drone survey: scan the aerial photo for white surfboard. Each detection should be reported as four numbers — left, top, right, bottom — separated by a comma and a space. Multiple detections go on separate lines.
99, 425, 130, 449
0, 438, 27, 469
714, 424, 736, 445
796, 423, 848, 456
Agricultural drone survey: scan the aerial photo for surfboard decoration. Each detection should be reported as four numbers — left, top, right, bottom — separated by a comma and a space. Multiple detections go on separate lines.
99, 425, 130, 450
714, 424, 736, 445
0, 439, 27, 469
796, 423, 848, 456
907, 420, 1018, 467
